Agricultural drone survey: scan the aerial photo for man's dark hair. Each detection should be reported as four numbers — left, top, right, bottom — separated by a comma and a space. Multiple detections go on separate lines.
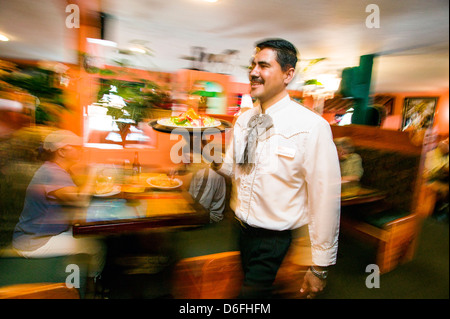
255, 38, 298, 71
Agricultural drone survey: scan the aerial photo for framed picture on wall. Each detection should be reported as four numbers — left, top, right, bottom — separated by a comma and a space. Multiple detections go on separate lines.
401, 97, 438, 131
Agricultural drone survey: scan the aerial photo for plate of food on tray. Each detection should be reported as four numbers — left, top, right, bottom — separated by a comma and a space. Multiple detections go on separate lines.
150, 108, 230, 134
157, 108, 221, 128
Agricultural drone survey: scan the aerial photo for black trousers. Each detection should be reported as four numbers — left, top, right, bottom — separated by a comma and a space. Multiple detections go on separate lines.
237, 219, 292, 298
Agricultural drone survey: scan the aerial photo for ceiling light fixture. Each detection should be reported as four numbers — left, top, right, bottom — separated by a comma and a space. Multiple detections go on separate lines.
0, 34, 9, 42
129, 47, 146, 54
86, 38, 117, 47
203, 0, 218, 3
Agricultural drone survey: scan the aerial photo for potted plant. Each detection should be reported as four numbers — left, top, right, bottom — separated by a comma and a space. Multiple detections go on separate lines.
94, 79, 172, 146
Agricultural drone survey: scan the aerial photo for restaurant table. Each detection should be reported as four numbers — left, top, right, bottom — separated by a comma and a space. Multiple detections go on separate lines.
340, 186, 387, 207
72, 178, 209, 237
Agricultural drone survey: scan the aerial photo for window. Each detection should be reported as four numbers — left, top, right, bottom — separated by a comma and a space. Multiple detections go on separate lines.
84, 79, 158, 149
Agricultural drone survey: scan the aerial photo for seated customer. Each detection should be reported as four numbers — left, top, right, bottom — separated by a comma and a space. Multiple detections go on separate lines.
12, 130, 106, 284
334, 137, 364, 184
424, 137, 449, 193
423, 137, 449, 220
179, 136, 226, 223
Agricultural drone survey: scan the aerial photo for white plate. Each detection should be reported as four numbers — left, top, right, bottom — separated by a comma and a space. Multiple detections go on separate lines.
147, 177, 183, 189
157, 117, 221, 129
94, 185, 122, 197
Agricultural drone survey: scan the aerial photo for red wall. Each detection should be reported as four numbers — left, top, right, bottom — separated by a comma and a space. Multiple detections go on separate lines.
381, 90, 449, 136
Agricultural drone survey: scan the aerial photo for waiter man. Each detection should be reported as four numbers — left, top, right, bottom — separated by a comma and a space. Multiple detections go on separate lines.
219, 38, 341, 298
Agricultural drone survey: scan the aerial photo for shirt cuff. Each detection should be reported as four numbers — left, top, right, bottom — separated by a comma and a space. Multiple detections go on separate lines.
218, 162, 233, 177
311, 243, 338, 267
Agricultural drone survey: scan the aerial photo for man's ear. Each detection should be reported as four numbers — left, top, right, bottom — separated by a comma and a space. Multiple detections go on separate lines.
56, 148, 65, 158
284, 67, 295, 85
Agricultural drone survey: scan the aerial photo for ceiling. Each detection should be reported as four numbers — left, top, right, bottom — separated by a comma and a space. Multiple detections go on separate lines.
0, 0, 448, 93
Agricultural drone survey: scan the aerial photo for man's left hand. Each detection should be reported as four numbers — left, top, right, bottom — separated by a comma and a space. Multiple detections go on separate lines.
299, 269, 327, 299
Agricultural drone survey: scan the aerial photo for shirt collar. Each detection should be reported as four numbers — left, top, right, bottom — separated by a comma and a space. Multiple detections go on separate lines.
257, 94, 291, 116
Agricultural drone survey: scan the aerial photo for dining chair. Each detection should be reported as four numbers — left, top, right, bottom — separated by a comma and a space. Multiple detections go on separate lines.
171, 251, 243, 299
172, 236, 312, 299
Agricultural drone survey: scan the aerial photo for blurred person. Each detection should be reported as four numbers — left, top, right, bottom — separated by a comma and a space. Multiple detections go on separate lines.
334, 137, 364, 184
180, 135, 226, 223
424, 137, 449, 220
12, 130, 106, 290
424, 137, 449, 188
217, 39, 341, 298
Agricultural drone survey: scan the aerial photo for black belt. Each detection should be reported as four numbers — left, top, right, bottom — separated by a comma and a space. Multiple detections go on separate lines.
235, 217, 291, 236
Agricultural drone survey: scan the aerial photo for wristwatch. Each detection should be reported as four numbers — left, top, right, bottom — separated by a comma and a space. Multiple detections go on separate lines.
310, 266, 328, 280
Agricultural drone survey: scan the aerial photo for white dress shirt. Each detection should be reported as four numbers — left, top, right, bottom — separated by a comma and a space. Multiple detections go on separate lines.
221, 95, 341, 266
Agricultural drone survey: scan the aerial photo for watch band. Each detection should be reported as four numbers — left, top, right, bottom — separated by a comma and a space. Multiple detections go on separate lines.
310, 266, 328, 280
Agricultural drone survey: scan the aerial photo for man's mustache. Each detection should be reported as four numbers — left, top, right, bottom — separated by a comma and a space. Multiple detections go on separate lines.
250, 76, 264, 84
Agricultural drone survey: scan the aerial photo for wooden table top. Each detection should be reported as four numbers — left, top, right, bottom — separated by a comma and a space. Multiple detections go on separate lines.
72, 173, 208, 236
340, 186, 387, 206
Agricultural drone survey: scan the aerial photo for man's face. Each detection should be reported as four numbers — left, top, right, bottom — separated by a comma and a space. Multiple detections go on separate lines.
59, 145, 83, 164
249, 48, 291, 104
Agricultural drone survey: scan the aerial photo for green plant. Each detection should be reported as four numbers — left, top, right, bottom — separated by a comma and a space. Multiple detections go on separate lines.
0, 61, 67, 125
96, 79, 172, 124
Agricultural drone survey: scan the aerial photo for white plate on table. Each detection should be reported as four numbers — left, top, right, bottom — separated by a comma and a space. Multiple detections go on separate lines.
147, 177, 183, 190
94, 185, 122, 197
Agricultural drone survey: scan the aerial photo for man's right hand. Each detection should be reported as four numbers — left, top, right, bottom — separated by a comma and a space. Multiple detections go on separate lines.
210, 161, 222, 171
